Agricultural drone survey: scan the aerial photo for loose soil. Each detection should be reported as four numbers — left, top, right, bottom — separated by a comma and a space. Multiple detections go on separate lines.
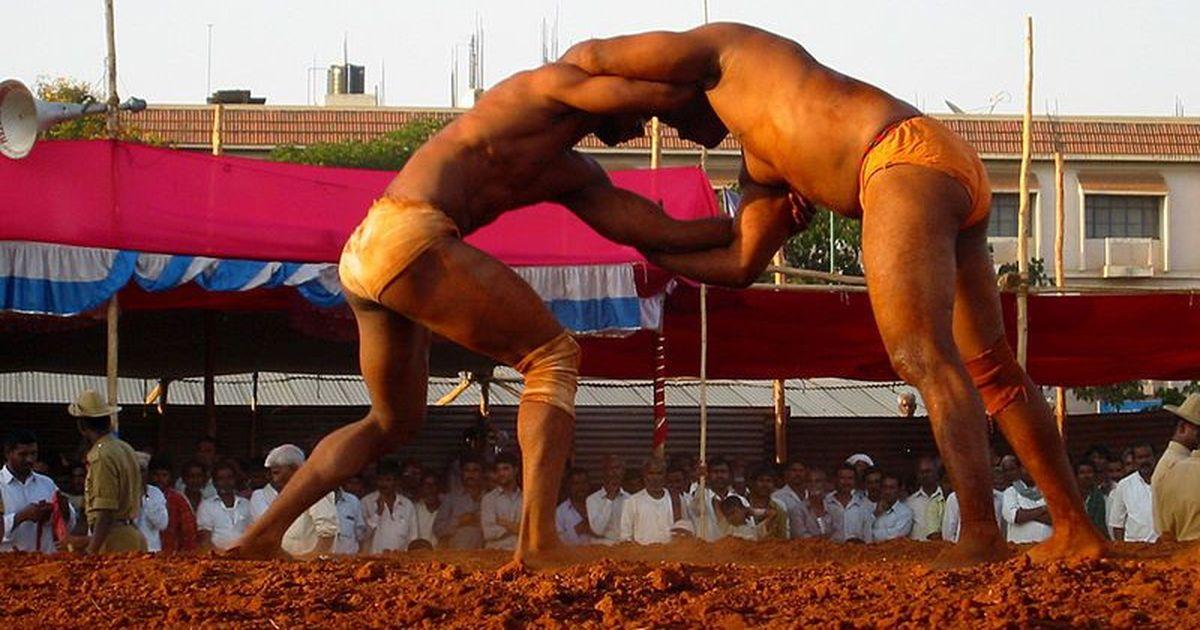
1, 539, 1197, 628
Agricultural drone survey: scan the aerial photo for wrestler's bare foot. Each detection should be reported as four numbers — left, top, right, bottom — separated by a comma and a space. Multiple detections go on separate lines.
929, 533, 1011, 570
1025, 525, 1107, 564
224, 534, 292, 561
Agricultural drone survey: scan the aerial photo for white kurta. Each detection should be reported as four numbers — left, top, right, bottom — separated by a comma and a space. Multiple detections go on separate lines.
555, 499, 599, 546
585, 488, 629, 544
334, 492, 367, 555
1108, 472, 1158, 542
136, 485, 170, 552
620, 489, 680, 545
248, 484, 278, 523
196, 495, 251, 551
904, 487, 945, 541
1002, 486, 1053, 544
480, 487, 522, 550
361, 491, 417, 553
281, 492, 339, 557
941, 490, 1006, 543
1, 466, 76, 553
413, 500, 440, 547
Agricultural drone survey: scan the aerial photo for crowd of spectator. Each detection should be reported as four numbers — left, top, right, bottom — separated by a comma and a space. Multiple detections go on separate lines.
4, 392, 1200, 554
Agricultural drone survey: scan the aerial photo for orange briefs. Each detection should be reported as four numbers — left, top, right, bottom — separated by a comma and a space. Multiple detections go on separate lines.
338, 197, 460, 302
858, 116, 992, 229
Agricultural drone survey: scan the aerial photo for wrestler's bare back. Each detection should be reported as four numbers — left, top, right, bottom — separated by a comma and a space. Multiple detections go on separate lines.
385, 64, 658, 235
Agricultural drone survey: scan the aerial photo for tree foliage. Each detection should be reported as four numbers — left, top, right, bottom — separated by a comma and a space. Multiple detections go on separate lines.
1073, 380, 1200, 408
997, 257, 1051, 287
782, 208, 863, 276
34, 76, 160, 144
270, 118, 446, 170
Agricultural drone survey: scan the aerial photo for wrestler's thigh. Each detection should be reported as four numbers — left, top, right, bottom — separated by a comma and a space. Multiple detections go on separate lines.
377, 238, 565, 367
860, 165, 969, 351
951, 221, 1008, 358
347, 294, 431, 424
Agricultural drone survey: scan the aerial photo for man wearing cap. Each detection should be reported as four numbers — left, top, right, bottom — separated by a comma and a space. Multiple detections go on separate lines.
69, 389, 146, 553
1152, 394, 1200, 542
247, 444, 338, 558
2, 429, 76, 553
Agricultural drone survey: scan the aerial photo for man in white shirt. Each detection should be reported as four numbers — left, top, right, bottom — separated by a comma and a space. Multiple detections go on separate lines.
334, 486, 367, 555
196, 462, 252, 551
556, 468, 600, 545
1002, 463, 1053, 544
433, 455, 485, 549
771, 460, 809, 540
480, 453, 522, 550
586, 455, 629, 545
690, 456, 746, 542
620, 458, 691, 545
942, 469, 1005, 543
237, 444, 338, 558
362, 460, 417, 553
871, 474, 914, 542
412, 472, 442, 547
905, 456, 945, 541
1, 430, 75, 553
1108, 443, 1158, 543
825, 464, 874, 543
174, 436, 219, 501
133, 451, 169, 553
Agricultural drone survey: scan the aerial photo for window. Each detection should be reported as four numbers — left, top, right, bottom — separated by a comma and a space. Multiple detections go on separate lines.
987, 192, 1035, 238
1085, 194, 1161, 239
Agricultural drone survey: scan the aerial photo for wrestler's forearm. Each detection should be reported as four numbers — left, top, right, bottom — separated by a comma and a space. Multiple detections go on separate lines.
643, 248, 761, 288
561, 187, 731, 253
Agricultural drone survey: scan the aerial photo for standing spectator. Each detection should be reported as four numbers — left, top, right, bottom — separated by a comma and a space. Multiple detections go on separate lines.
480, 453, 522, 551
362, 460, 417, 553
196, 462, 252, 552
845, 454, 875, 497
871, 474, 914, 542
862, 467, 883, 506
745, 467, 788, 540
1, 430, 75, 553
180, 461, 210, 514
556, 468, 599, 546
1002, 462, 1053, 544
1108, 443, 1159, 542
412, 472, 442, 547
586, 455, 629, 545
729, 456, 750, 498
620, 459, 691, 545
666, 465, 692, 503
334, 487, 367, 555
691, 456, 745, 542
897, 392, 918, 417
133, 451, 169, 553
149, 457, 197, 553
174, 437, 218, 501
1076, 460, 1109, 539
622, 467, 645, 496
799, 468, 831, 538
433, 454, 485, 549
905, 456, 945, 541
825, 464, 873, 543
63, 463, 88, 535
771, 460, 808, 539
342, 473, 367, 500
999, 455, 1020, 489
257, 444, 338, 559
1084, 446, 1116, 495
399, 458, 423, 501
70, 390, 146, 553
1153, 394, 1200, 541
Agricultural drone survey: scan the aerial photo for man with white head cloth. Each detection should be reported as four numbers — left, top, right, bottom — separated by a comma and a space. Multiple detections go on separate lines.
250, 445, 338, 559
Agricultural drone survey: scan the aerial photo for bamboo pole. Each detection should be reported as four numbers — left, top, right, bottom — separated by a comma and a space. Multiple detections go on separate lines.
104, 0, 120, 431
772, 251, 788, 464
649, 116, 662, 169
203, 312, 217, 437
211, 104, 223, 156
649, 115, 668, 458
697, 281, 710, 532
1016, 16, 1034, 368
1053, 151, 1067, 436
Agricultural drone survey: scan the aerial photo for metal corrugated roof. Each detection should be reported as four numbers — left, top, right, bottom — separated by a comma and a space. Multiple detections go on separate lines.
0, 371, 921, 417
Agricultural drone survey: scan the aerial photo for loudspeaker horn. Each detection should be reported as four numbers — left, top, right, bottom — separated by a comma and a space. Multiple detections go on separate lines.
0, 79, 147, 159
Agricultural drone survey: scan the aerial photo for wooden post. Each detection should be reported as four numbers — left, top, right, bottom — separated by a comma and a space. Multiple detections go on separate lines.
697, 282, 710, 531
104, 0, 120, 431
772, 251, 788, 464
1016, 16, 1033, 368
211, 104, 223, 156
203, 311, 217, 438
649, 115, 668, 458
1053, 151, 1067, 436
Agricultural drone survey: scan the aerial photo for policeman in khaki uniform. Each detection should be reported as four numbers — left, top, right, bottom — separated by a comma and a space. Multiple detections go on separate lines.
1153, 393, 1200, 542
67, 390, 147, 554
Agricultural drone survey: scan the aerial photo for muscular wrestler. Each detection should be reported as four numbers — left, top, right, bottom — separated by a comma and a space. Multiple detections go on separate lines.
234, 63, 730, 562
564, 23, 1106, 566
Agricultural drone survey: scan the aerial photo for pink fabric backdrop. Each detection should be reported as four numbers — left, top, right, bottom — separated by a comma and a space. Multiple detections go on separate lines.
0, 140, 720, 264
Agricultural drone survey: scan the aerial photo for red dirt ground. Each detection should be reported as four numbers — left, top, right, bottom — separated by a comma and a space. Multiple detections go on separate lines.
1, 539, 1197, 628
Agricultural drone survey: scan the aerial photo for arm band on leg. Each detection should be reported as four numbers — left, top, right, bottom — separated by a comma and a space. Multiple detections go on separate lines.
964, 337, 1030, 417
514, 331, 581, 418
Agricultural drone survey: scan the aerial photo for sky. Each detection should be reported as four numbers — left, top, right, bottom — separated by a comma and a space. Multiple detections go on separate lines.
5, 1, 1198, 116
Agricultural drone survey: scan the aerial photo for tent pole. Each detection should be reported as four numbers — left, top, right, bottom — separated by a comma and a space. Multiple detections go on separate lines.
650, 115, 668, 458
1053, 151, 1067, 436
211, 104, 223, 156
104, 0, 120, 431
203, 311, 217, 437
1016, 16, 1033, 368
697, 282, 709, 532
772, 251, 787, 464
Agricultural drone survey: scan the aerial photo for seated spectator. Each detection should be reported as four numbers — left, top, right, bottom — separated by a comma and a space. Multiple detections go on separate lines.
1, 429, 75, 553
480, 452, 522, 551
433, 454, 485, 549
586, 455, 629, 545
1076, 460, 1109, 539
260, 444, 339, 558
180, 461, 211, 513
745, 466, 788, 540
825, 463, 873, 543
1153, 395, 1200, 542
412, 472, 442, 547
905, 456, 944, 541
148, 456, 197, 553
691, 456, 746, 542
133, 451, 169, 553
871, 474, 914, 542
1002, 461, 1053, 544
622, 467, 644, 496
362, 459, 416, 554
620, 458, 691, 545
1109, 443, 1159, 542
999, 454, 1020, 489
771, 460, 808, 539
196, 462, 251, 552
556, 468, 599, 546
334, 485, 366, 555
721, 496, 758, 541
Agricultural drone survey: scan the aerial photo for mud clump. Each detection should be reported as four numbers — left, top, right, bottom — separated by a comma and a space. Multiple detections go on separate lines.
1, 539, 1196, 628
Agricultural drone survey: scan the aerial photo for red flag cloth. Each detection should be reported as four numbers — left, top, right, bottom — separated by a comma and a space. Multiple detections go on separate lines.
50, 492, 70, 543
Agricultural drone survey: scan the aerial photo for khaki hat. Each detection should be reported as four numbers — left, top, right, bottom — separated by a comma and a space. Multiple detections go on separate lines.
1165, 393, 1200, 427
68, 389, 120, 418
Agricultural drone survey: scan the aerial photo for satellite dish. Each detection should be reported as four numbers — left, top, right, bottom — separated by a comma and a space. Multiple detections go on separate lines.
944, 99, 966, 115
0, 78, 148, 159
